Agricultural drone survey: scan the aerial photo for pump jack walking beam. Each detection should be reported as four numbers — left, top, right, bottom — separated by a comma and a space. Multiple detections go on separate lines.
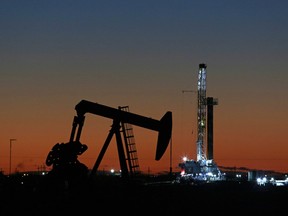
69, 100, 172, 177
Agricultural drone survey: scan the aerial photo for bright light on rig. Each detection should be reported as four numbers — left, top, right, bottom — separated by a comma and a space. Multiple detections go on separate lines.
182, 156, 188, 162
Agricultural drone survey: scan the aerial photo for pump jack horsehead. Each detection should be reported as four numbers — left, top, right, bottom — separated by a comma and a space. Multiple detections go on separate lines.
46, 99, 172, 181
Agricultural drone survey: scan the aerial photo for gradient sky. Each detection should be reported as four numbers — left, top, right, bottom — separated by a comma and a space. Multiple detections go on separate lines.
0, 0, 287, 175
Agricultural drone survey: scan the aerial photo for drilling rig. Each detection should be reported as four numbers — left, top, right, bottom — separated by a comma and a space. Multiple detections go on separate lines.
178, 63, 223, 182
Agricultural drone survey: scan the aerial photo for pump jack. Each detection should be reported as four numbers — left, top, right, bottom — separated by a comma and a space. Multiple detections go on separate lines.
46, 99, 172, 181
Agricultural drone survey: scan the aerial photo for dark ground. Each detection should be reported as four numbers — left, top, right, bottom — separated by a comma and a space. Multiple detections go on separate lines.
0, 174, 287, 215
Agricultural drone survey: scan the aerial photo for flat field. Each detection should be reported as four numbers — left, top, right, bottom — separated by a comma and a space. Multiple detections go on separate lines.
0, 175, 286, 215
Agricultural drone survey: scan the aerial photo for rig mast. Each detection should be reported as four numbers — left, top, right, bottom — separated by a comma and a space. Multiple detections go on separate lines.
197, 63, 207, 162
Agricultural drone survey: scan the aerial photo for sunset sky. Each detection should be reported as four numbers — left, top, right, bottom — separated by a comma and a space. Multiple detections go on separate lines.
0, 0, 287, 175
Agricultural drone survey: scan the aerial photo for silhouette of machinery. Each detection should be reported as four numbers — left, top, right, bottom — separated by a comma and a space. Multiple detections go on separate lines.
46, 99, 172, 180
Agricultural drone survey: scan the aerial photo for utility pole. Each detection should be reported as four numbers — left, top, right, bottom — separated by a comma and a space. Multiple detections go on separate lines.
9, 139, 16, 176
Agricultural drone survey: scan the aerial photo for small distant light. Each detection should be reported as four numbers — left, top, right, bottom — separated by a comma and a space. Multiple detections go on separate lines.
110, 169, 115, 173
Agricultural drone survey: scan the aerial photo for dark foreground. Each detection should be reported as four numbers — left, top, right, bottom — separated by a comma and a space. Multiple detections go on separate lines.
1, 174, 287, 215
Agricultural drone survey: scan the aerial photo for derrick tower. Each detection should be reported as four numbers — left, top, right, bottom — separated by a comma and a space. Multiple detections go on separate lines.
197, 63, 207, 162
196, 64, 219, 165
178, 63, 223, 182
